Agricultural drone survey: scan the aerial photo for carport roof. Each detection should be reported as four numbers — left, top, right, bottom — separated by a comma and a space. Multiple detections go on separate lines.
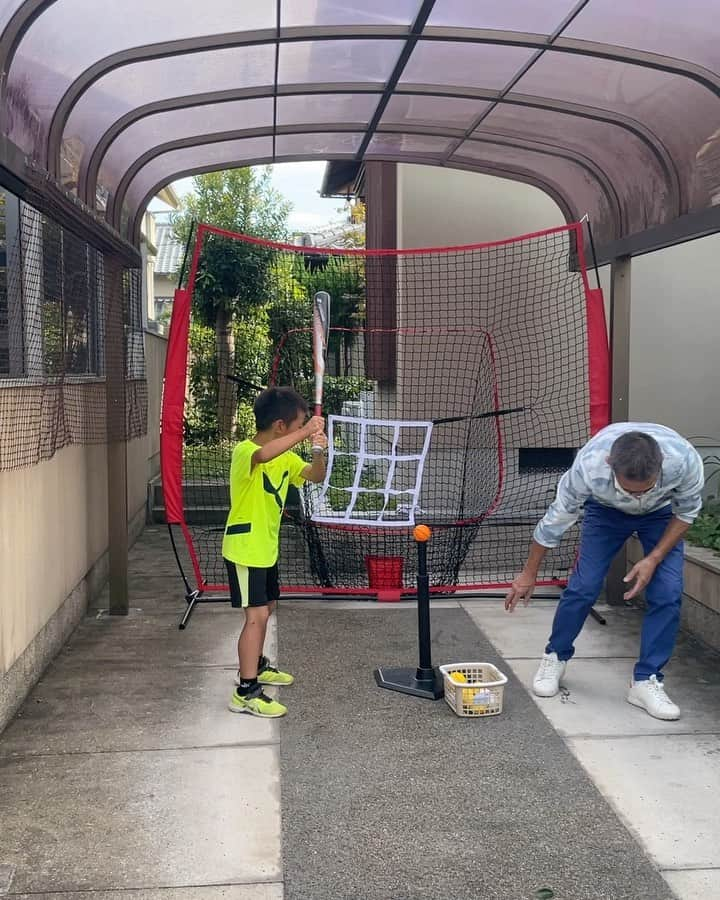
1, 0, 719, 255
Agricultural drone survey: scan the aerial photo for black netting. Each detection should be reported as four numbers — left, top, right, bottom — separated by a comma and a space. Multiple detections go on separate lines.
167, 224, 605, 596
0, 190, 147, 471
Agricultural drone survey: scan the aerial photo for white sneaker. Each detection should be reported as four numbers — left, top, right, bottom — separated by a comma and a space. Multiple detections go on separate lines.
532, 652, 566, 697
627, 675, 680, 720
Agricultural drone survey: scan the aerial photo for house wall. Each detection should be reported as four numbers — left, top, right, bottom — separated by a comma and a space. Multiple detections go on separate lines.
397, 165, 565, 249
0, 329, 167, 733
394, 165, 582, 524
597, 236, 720, 493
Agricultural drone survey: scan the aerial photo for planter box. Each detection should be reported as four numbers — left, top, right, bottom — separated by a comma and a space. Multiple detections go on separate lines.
628, 537, 720, 653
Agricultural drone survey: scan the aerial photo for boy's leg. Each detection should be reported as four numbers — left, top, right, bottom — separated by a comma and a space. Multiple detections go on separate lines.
634, 507, 684, 681
546, 501, 634, 660
257, 566, 294, 686
238, 605, 271, 679
225, 561, 287, 718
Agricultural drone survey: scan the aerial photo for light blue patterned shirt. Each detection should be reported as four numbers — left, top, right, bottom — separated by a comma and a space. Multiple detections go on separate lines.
534, 423, 705, 549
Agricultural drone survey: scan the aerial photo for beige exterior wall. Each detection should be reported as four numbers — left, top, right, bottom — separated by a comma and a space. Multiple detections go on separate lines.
626, 236, 720, 441
0, 443, 108, 673
397, 165, 565, 248
597, 241, 719, 494
393, 165, 585, 519
0, 331, 166, 679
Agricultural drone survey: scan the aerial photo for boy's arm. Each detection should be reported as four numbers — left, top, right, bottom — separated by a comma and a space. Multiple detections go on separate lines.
301, 432, 328, 484
252, 416, 324, 467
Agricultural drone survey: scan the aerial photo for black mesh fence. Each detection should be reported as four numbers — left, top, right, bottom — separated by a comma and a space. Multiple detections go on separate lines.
0, 189, 147, 471
165, 224, 606, 596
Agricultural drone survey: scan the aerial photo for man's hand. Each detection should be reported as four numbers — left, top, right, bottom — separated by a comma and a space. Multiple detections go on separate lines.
505, 571, 536, 612
623, 556, 658, 600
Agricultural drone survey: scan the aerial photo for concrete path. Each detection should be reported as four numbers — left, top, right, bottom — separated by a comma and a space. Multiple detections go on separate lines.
0, 527, 718, 898
462, 599, 720, 900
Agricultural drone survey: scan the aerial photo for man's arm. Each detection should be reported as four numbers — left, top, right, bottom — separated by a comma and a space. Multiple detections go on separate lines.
505, 461, 591, 612
623, 517, 690, 600
624, 449, 703, 600
252, 416, 324, 467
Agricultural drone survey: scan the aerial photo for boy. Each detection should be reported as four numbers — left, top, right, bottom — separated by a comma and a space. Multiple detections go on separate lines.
223, 386, 327, 718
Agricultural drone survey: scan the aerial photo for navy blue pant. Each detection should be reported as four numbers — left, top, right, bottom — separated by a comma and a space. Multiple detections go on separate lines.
546, 500, 684, 681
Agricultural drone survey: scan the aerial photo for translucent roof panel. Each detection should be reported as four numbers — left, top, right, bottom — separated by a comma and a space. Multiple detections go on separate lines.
3, 0, 720, 250
95, 98, 275, 204
281, 0, 421, 28
274, 132, 364, 157
382, 94, 490, 131
61, 44, 276, 178
0, 0, 18, 33
426, 0, 579, 34
6, 1, 276, 157
277, 40, 404, 85
276, 93, 381, 127
401, 41, 535, 90
515, 51, 720, 212
564, 0, 720, 71
365, 133, 455, 158
476, 104, 675, 234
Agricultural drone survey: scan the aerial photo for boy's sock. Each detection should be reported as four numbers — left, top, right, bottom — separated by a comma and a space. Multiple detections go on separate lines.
236, 677, 258, 696
258, 655, 269, 670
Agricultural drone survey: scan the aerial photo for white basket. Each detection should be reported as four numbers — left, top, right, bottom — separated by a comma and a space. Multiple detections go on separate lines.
440, 662, 508, 718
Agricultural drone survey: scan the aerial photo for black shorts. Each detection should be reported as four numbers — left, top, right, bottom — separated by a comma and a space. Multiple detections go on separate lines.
225, 559, 280, 608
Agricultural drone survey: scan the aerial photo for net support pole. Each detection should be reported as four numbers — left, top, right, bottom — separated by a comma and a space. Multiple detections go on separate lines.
374, 527, 444, 700
105, 256, 129, 616
606, 254, 632, 606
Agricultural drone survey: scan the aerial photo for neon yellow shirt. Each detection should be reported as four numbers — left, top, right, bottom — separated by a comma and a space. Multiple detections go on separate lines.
222, 439, 308, 567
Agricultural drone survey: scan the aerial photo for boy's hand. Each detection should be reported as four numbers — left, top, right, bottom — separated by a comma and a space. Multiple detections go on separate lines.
303, 415, 325, 438
311, 431, 328, 450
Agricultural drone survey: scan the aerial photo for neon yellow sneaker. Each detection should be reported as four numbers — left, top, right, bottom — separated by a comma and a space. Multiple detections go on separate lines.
236, 661, 295, 687
228, 687, 287, 718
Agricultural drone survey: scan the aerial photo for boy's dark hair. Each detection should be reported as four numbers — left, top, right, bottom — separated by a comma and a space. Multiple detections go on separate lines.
608, 431, 663, 482
254, 387, 308, 431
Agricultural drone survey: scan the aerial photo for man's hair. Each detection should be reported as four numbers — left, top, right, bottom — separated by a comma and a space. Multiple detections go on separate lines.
254, 386, 308, 431
608, 431, 663, 482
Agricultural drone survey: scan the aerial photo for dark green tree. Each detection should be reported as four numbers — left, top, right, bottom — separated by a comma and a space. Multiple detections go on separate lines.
172, 168, 291, 438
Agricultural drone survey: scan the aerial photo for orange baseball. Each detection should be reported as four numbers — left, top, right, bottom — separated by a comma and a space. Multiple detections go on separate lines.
413, 524, 431, 542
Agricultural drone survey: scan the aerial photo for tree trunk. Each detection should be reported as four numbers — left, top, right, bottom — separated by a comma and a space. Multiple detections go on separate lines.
216, 306, 236, 440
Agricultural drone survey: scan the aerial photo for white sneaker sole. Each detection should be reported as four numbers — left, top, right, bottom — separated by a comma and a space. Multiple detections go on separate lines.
626, 694, 680, 721
533, 683, 562, 698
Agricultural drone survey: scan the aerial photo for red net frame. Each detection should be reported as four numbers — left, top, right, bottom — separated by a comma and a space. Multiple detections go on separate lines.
161, 221, 609, 599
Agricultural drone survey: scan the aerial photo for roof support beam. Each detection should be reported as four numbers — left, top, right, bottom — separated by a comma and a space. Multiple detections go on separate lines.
129, 154, 580, 248
112, 122, 618, 236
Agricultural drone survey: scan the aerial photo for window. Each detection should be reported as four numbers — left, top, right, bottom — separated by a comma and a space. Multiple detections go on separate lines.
0, 189, 23, 377
41, 216, 96, 376
518, 447, 576, 473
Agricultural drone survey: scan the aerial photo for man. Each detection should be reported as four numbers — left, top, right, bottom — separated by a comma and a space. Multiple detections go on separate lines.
505, 423, 704, 720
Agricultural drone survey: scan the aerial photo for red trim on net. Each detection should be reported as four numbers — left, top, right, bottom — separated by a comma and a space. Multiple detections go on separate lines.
575, 223, 611, 435
194, 221, 583, 257
196, 578, 567, 596
166, 221, 594, 595
586, 288, 611, 434
160, 287, 191, 524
